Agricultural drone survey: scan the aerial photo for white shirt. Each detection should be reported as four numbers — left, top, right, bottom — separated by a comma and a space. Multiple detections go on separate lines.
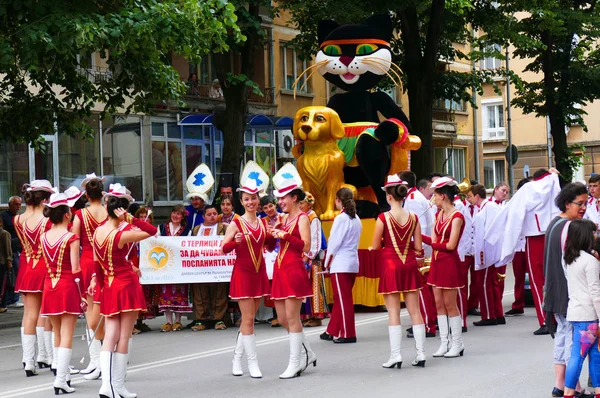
325, 212, 362, 273
473, 200, 501, 270
304, 211, 322, 260
584, 197, 600, 233
403, 188, 434, 257
457, 202, 478, 261
196, 224, 217, 236
566, 251, 600, 322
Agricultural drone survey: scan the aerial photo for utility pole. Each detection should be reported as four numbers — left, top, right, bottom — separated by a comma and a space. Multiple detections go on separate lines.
505, 45, 514, 194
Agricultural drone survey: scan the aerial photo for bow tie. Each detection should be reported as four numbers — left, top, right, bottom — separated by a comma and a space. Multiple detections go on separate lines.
495, 200, 502, 205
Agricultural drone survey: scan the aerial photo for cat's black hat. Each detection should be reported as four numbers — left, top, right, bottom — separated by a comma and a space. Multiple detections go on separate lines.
318, 14, 393, 45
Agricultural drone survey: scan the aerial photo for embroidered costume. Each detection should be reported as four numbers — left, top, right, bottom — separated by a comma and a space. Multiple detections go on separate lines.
157, 222, 192, 313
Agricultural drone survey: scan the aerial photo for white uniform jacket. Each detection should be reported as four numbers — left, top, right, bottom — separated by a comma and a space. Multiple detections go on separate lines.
473, 200, 501, 271
324, 212, 362, 274
457, 202, 478, 262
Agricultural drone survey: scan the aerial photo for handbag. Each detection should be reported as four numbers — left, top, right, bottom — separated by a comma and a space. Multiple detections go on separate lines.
6, 267, 16, 288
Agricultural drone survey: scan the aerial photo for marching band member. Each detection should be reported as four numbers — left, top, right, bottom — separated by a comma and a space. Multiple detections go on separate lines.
422, 177, 466, 358
399, 171, 437, 338
457, 182, 479, 330
371, 175, 426, 368
469, 184, 503, 326
485, 169, 561, 335
71, 173, 107, 380
90, 184, 157, 398
489, 182, 509, 207
222, 174, 275, 378
270, 165, 315, 379
15, 180, 54, 377
584, 174, 600, 235
322, 188, 361, 344
40, 192, 86, 394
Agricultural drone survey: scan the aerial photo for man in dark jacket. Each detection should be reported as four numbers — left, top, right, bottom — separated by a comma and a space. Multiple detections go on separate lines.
1, 196, 21, 307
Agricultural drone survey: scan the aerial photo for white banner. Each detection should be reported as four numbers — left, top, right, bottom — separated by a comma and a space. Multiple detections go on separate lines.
139, 236, 277, 284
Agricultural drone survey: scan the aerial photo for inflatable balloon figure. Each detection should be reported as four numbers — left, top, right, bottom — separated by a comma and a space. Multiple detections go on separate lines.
292, 14, 421, 220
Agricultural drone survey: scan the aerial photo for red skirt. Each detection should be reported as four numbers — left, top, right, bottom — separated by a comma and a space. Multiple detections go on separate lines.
428, 251, 463, 289
80, 250, 95, 293
40, 276, 82, 316
229, 266, 270, 299
13, 251, 28, 292
271, 259, 312, 300
378, 252, 423, 294
99, 270, 146, 317
18, 258, 47, 293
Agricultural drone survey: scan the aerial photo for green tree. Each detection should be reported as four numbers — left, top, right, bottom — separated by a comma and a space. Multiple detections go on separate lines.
0, 0, 241, 148
480, 1, 600, 181
279, 0, 498, 178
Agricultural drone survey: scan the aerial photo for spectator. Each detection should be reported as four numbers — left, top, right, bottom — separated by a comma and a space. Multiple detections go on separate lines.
2, 196, 22, 307
0, 217, 13, 312
186, 195, 206, 234
209, 78, 223, 99
188, 73, 199, 95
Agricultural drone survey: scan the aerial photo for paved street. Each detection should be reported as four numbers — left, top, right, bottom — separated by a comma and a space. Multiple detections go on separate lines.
0, 270, 572, 398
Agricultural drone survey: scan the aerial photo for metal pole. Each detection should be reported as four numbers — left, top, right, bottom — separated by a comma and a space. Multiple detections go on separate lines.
547, 116, 553, 168
505, 46, 514, 194
472, 28, 480, 182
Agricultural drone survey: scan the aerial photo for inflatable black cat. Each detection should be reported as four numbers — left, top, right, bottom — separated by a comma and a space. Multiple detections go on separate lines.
317, 14, 411, 215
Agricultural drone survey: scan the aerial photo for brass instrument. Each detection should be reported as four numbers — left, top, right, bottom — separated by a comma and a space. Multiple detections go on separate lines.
419, 257, 431, 275
457, 178, 471, 194
497, 273, 506, 282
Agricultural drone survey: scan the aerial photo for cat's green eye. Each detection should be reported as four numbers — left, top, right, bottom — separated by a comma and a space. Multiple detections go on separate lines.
323, 45, 342, 56
356, 44, 378, 55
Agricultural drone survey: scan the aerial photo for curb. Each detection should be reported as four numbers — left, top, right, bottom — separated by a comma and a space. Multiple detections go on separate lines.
0, 320, 22, 330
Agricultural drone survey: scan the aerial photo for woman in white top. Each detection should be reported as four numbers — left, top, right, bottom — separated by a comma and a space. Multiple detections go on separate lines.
320, 188, 362, 344
564, 219, 600, 398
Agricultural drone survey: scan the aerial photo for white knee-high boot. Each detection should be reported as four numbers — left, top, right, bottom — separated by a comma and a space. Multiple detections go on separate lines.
433, 316, 450, 357
301, 332, 317, 371
411, 324, 426, 367
242, 334, 262, 378
51, 332, 58, 375
53, 347, 75, 394
279, 333, 303, 379
21, 327, 25, 368
44, 330, 54, 369
232, 331, 244, 376
382, 325, 402, 368
98, 351, 115, 398
113, 352, 136, 398
444, 315, 465, 358
36, 326, 50, 368
23, 334, 38, 376
81, 329, 100, 375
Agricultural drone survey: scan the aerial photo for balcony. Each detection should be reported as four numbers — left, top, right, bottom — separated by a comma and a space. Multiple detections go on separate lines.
432, 109, 458, 139
182, 84, 276, 115
77, 66, 113, 83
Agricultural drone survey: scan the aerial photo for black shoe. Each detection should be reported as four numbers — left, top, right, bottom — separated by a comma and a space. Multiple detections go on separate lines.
533, 325, 550, 335
462, 326, 468, 333
406, 327, 414, 338
333, 337, 357, 344
575, 389, 594, 398
426, 331, 437, 338
473, 319, 498, 326
504, 308, 524, 316
552, 387, 564, 397
320, 332, 333, 341
496, 317, 506, 325
467, 308, 481, 316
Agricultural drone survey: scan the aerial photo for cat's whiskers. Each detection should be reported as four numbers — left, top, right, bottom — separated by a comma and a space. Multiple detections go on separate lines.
369, 56, 405, 77
292, 60, 328, 99
361, 60, 400, 87
362, 59, 404, 94
362, 58, 403, 84
298, 64, 326, 94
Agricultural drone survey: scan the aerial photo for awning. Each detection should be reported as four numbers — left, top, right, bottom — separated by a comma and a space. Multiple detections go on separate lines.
179, 113, 294, 128
178, 114, 214, 125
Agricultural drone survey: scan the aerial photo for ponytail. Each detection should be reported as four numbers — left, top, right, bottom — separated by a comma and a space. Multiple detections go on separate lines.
336, 187, 357, 219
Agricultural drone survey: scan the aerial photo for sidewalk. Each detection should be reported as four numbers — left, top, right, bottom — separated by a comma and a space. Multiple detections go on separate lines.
0, 307, 23, 329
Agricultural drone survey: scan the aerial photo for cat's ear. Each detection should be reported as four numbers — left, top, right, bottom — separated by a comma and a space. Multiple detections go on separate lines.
364, 14, 393, 42
318, 20, 340, 44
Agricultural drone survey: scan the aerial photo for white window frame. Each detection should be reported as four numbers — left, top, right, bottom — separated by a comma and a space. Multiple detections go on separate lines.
481, 44, 502, 70
281, 44, 309, 93
484, 158, 506, 189
434, 146, 467, 181
151, 119, 185, 205
482, 98, 506, 140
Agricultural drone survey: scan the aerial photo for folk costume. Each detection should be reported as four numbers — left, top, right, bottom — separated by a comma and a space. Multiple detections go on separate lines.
301, 208, 329, 325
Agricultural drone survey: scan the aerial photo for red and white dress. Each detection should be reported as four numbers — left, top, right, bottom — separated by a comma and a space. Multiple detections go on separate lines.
13, 214, 30, 292
227, 217, 274, 299
270, 213, 312, 300
17, 217, 52, 293
74, 208, 105, 292
428, 210, 465, 289
40, 232, 82, 315
94, 224, 146, 317
377, 212, 423, 293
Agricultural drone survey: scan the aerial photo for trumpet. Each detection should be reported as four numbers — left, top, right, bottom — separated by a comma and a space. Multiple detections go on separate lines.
497, 273, 506, 282
457, 177, 471, 194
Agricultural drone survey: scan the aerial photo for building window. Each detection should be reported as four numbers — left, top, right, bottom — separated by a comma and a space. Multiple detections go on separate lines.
572, 154, 585, 182
484, 159, 506, 189
0, 142, 29, 203
58, 117, 102, 191
434, 147, 466, 181
481, 44, 502, 70
433, 98, 467, 112
151, 121, 184, 202
482, 100, 505, 140
245, 128, 277, 184
280, 45, 310, 93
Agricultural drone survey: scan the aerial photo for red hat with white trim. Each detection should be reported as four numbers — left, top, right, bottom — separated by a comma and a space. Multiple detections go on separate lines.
103, 183, 134, 202
27, 180, 55, 193
381, 174, 407, 191
430, 176, 457, 191
64, 186, 84, 207
273, 178, 302, 198
45, 193, 71, 208
237, 178, 260, 195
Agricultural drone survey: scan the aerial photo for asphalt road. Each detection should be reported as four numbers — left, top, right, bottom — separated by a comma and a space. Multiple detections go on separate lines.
0, 270, 573, 398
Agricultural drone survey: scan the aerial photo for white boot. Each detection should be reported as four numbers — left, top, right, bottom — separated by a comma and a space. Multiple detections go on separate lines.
23, 334, 38, 377
411, 324, 426, 367
51, 332, 57, 375
36, 326, 50, 368
53, 347, 75, 394
444, 315, 465, 358
113, 352, 136, 398
232, 332, 244, 376
279, 333, 304, 379
21, 327, 26, 368
382, 325, 402, 368
98, 351, 115, 398
44, 331, 54, 369
301, 332, 317, 371
242, 334, 262, 378
83, 339, 102, 379
433, 316, 450, 357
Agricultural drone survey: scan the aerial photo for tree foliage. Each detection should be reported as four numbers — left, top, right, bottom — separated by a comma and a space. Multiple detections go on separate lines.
0, 0, 242, 148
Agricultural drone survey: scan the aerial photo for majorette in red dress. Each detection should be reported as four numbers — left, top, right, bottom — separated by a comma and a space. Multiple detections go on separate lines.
13, 214, 29, 292
40, 232, 82, 315
74, 208, 105, 292
270, 213, 312, 300
17, 217, 52, 293
226, 216, 274, 299
428, 210, 465, 289
377, 211, 423, 294
94, 223, 146, 317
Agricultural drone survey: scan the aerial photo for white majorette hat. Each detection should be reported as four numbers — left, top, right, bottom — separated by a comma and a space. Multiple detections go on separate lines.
64, 186, 84, 206
27, 180, 55, 193
430, 176, 457, 191
381, 174, 407, 191
240, 161, 269, 196
45, 193, 71, 208
80, 173, 105, 190
272, 162, 303, 198
103, 183, 134, 202
237, 178, 260, 195
273, 178, 303, 198
185, 163, 214, 203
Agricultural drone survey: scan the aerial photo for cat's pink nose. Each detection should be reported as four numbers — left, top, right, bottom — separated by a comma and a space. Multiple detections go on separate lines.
339, 56, 354, 66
